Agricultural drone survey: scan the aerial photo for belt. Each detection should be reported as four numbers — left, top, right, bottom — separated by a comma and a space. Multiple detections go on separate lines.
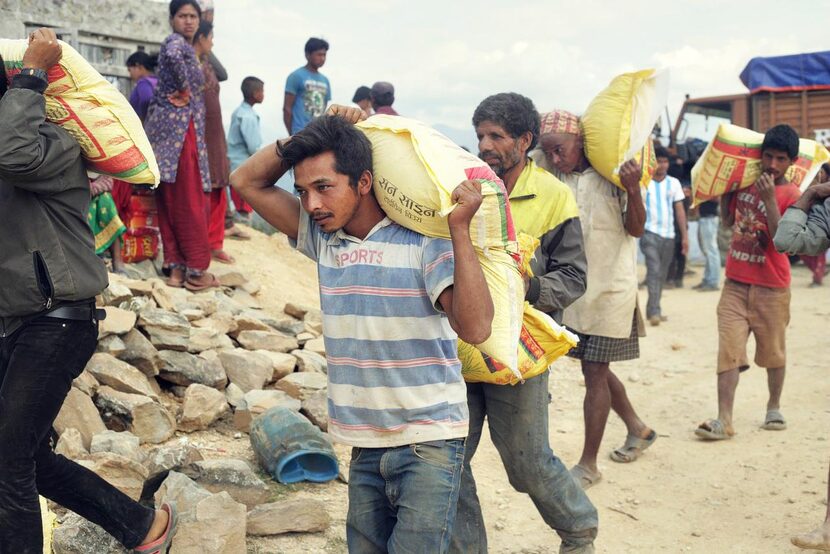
42, 306, 107, 322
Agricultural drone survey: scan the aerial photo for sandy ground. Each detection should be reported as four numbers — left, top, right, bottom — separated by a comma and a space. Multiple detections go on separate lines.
221, 228, 829, 553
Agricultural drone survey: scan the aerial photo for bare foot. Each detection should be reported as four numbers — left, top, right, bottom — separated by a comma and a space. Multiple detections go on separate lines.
791, 522, 830, 551
140, 508, 169, 546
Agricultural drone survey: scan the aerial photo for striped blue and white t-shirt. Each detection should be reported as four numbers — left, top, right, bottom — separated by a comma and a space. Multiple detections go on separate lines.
294, 211, 468, 448
644, 175, 685, 239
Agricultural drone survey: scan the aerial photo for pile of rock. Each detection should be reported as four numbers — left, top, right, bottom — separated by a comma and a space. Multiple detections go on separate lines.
50, 267, 333, 552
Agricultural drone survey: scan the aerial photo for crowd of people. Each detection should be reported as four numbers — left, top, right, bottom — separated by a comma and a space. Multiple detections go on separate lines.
1, 0, 830, 553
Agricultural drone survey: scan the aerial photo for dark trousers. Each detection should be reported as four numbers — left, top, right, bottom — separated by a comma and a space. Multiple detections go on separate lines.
0, 313, 155, 553
641, 231, 675, 318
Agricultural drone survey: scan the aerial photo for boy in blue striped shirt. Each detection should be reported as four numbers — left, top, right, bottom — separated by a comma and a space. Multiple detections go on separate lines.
641, 146, 689, 326
231, 107, 493, 553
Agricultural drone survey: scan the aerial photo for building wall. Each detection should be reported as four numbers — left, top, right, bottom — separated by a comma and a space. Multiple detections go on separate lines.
0, 0, 170, 95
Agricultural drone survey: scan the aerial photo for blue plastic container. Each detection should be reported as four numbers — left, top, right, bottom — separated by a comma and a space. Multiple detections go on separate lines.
250, 407, 339, 484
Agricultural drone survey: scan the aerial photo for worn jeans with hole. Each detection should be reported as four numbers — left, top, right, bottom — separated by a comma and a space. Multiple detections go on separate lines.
346, 438, 466, 553
698, 216, 721, 287
640, 230, 676, 318
0, 314, 155, 553
450, 372, 598, 554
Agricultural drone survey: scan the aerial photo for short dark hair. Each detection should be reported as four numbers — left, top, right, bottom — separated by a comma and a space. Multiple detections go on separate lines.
279, 116, 372, 188
761, 124, 799, 160
169, 0, 201, 18
352, 86, 371, 103
0, 53, 7, 100
193, 20, 212, 42
304, 37, 329, 55
472, 92, 540, 151
241, 76, 264, 101
126, 51, 157, 72
654, 145, 670, 160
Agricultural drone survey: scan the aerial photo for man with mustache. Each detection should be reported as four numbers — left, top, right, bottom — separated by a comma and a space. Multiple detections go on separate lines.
450, 93, 596, 554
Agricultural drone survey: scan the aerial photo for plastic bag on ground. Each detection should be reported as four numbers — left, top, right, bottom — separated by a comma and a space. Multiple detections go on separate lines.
0, 39, 160, 185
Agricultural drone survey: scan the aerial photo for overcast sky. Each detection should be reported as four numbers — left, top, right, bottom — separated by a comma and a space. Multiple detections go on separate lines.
208, 0, 828, 150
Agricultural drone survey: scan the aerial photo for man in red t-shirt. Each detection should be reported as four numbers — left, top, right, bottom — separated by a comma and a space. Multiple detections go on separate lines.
695, 124, 802, 441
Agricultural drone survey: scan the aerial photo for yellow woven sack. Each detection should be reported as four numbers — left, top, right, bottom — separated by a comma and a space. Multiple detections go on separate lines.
691, 123, 830, 206
356, 115, 515, 251
460, 233, 578, 384
581, 68, 668, 189
0, 39, 160, 185
356, 116, 524, 372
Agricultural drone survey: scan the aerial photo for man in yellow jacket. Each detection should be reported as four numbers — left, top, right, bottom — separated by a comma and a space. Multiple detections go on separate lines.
450, 93, 597, 554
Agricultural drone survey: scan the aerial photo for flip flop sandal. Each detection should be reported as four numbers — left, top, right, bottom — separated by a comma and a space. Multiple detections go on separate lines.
694, 419, 732, 441
610, 429, 657, 463
791, 527, 830, 551
134, 502, 178, 554
761, 409, 787, 431
184, 274, 221, 292
570, 464, 602, 490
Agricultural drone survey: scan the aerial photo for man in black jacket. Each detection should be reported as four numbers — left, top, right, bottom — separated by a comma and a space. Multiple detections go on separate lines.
0, 29, 175, 553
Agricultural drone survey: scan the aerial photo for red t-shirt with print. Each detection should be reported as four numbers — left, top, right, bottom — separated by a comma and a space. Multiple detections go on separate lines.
725, 182, 801, 288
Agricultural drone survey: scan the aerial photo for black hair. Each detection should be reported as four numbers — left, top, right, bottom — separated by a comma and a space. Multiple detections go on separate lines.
0, 53, 7, 100
193, 20, 212, 42
169, 0, 201, 18
241, 76, 264, 102
279, 116, 372, 188
472, 92, 540, 151
304, 37, 329, 55
126, 51, 157, 72
761, 124, 799, 160
352, 86, 371, 103
372, 91, 394, 107
654, 145, 671, 160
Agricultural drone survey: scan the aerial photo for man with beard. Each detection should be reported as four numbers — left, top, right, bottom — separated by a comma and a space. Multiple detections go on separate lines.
695, 124, 801, 440
450, 93, 596, 554
534, 110, 656, 489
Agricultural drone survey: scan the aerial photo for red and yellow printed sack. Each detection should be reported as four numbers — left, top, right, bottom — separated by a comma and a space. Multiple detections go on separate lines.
0, 39, 159, 185
691, 123, 830, 206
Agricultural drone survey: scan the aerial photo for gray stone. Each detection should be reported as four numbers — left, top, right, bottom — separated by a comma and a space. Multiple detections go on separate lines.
52, 512, 129, 554
239, 309, 305, 336
229, 314, 272, 338
145, 326, 191, 352
158, 350, 228, 389
179, 307, 205, 322
119, 328, 162, 377
94, 386, 176, 444
274, 372, 328, 401
85, 353, 159, 401
236, 330, 298, 353
138, 308, 191, 332
229, 289, 260, 309
89, 430, 143, 464
295, 331, 316, 346
304, 309, 323, 335
187, 327, 233, 353
284, 302, 311, 320
145, 444, 204, 481
177, 294, 218, 316
240, 280, 261, 295
246, 498, 330, 536
210, 291, 247, 316
169, 492, 246, 554
291, 349, 327, 374
154, 470, 212, 515
211, 265, 248, 287
217, 349, 273, 392
120, 259, 159, 281
119, 295, 156, 315
192, 311, 236, 336
178, 384, 229, 432
303, 337, 326, 356
55, 428, 88, 460
181, 459, 269, 509
72, 371, 99, 396
98, 307, 136, 338
254, 350, 296, 382
244, 389, 301, 416
225, 382, 246, 409
96, 334, 126, 357
54, 388, 107, 449
77, 452, 148, 500
119, 277, 155, 297
301, 389, 329, 432
151, 284, 190, 313
101, 280, 132, 306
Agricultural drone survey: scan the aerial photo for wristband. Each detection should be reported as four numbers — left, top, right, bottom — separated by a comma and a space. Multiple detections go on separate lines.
20, 67, 48, 83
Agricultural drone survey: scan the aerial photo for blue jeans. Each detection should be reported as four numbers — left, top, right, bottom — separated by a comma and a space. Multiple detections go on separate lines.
347, 439, 466, 553
450, 372, 598, 554
0, 311, 155, 553
698, 216, 721, 287
640, 230, 675, 318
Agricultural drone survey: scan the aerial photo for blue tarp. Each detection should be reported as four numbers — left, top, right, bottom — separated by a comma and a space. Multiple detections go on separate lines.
740, 50, 830, 93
